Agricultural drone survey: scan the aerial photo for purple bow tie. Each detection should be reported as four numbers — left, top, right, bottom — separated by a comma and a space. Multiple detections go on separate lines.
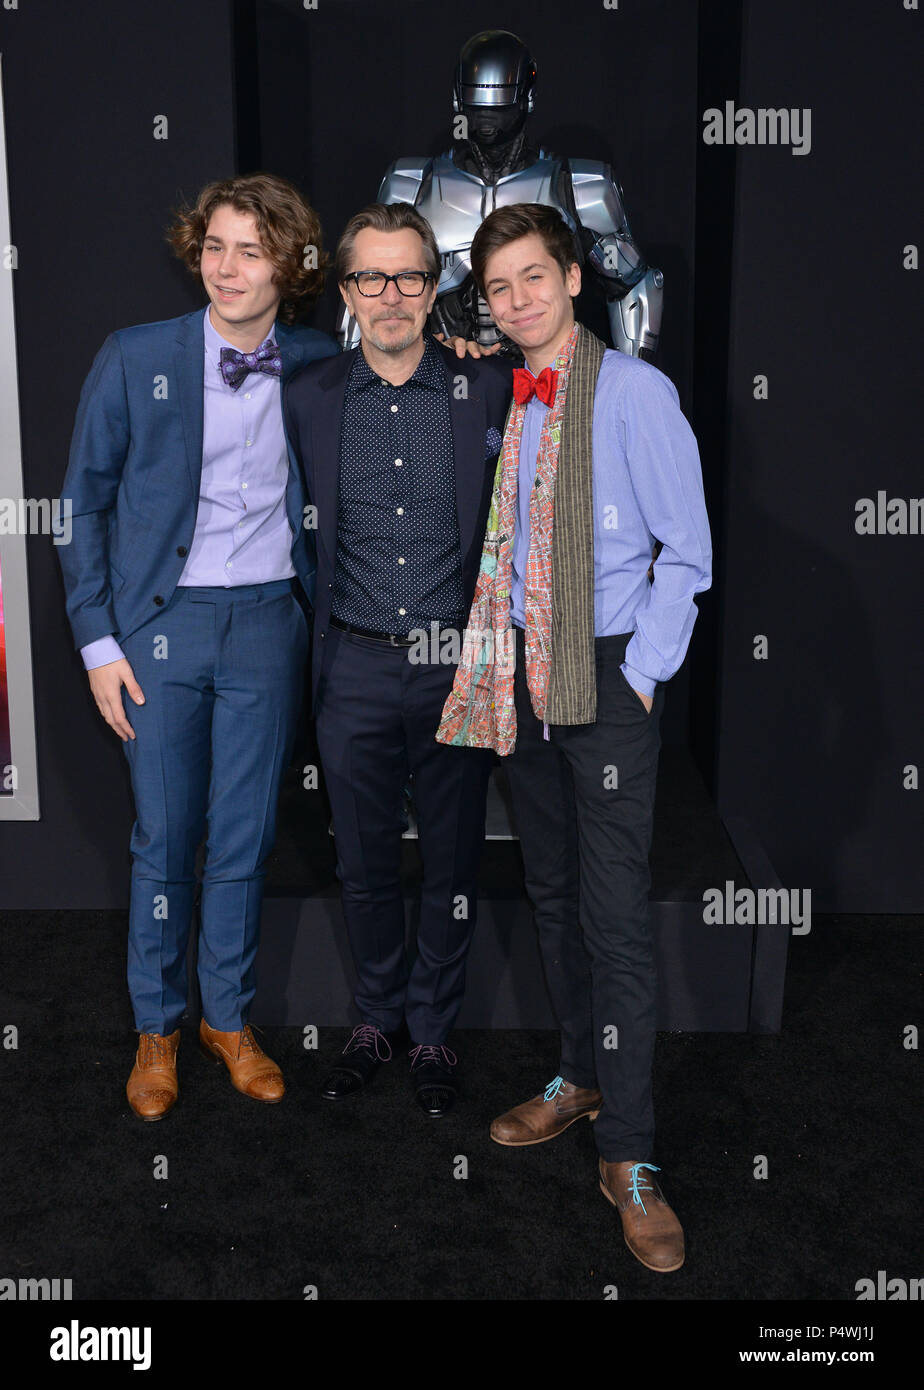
219, 340, 282, 391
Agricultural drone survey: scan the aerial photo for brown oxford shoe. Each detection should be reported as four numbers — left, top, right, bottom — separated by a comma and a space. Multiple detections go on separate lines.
490, 1075, 603, 1146
599, 1159, 685, 1272
126, 1029, 180, 1121
199, 1020, 284, 1102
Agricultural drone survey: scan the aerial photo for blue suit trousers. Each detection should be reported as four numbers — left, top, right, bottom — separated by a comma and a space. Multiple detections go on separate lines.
119, 579, 308, 1033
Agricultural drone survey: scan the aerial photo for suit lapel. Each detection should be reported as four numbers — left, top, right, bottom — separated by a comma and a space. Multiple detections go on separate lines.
445, 354, 487, 561
310, 350, 355, 577
174, 311, 205, 505
275, 322, 306, 384
276, 324, 310, 544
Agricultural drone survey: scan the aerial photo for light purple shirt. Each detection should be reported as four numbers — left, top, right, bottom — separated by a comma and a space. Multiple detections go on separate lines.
510, 349, 712, 698
81, 307, 295, 670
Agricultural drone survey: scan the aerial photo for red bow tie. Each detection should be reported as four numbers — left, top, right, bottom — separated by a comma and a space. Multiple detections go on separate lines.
512, 365, 558, 407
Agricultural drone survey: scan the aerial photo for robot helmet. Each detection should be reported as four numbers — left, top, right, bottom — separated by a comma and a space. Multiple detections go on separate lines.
452, 30, 537, 114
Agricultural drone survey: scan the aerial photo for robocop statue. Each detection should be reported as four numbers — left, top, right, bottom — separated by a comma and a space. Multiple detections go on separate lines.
337, 29, 663, 360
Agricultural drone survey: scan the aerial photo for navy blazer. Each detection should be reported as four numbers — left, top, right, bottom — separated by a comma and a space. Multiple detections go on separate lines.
283, 339, 513, 712
59, 308, 338, 653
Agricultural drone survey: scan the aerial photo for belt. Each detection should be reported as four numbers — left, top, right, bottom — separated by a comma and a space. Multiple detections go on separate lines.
329, 616, 467, 648
329, 616, 416, 647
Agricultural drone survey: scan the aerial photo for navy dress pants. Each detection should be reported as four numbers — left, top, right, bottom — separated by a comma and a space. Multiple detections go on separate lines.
315, 625, 493, 1045
119, 579, 308, 1034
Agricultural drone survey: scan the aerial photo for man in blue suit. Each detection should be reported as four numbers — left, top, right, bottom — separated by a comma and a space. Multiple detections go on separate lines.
59, 173, 338, 1120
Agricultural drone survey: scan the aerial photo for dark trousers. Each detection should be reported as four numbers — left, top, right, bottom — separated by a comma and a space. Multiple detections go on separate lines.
505, 625, 664, 1161
315, 626, 493, 1045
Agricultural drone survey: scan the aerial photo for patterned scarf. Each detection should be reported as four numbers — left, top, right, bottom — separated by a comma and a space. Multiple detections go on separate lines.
436, 322, 605, 754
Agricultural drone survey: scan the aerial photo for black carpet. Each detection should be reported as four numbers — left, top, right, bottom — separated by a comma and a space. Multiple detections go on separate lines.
0, 908, 920, 1303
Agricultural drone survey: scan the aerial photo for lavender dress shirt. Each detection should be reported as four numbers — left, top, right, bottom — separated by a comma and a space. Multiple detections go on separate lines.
81, 307, 296, 670
510, 348, 712, 698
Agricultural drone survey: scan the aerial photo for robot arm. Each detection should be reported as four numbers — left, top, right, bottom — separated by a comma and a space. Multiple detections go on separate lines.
334, 159, 430, 350
569, 158, 663, 360
599, 261, 663, 360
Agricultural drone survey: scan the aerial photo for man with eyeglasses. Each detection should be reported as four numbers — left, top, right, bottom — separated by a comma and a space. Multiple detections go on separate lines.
283, 202, 512, 1116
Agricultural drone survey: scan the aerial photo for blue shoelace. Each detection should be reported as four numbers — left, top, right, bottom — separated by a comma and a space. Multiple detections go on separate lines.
544, 1082, 660, 1212
626, 1162, 661, 1214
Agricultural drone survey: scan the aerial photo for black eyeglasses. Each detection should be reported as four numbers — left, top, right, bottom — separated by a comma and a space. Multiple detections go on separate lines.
343, 270, 435, 297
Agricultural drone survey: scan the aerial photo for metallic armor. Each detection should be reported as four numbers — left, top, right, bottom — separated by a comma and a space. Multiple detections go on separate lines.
337, 30, 663, 359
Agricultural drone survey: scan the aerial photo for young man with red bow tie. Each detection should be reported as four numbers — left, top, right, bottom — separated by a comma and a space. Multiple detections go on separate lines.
438, 202, 712, 1271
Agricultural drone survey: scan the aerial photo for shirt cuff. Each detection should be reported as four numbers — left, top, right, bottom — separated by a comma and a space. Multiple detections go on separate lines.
81, 635, 126, 671
620, 661, 657, 699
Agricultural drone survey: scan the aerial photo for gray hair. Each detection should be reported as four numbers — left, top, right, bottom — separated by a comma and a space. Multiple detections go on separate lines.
334, 201, 441, 284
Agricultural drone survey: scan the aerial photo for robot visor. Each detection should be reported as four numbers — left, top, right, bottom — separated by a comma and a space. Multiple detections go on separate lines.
458, 84, 520, 106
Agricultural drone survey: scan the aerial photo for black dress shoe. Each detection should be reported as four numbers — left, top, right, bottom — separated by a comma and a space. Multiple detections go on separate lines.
321, 1024, 394, 1100
409, 1043, 458, 1117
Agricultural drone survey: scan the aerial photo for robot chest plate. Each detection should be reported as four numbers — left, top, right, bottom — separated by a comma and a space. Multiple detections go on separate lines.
420, 158, 567, 293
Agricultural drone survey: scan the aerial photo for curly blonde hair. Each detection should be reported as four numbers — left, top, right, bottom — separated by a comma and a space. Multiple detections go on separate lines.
168, 172, 329, 323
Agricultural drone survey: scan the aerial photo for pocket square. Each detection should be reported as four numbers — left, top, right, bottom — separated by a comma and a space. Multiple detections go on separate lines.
485, 426, 503, 459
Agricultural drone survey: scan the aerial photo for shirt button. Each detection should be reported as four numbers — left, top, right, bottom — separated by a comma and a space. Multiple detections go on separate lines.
397, 557, 405, 565
394, 458, 402, 467
244, 392, 251, 399
238, 520, 245, 527
242, 482, 248, 490
226, 561, 232, 569
398, 608, 406, 616
245, 439, 253, 447
391, 404, 398, 412
396, 507, 404, 516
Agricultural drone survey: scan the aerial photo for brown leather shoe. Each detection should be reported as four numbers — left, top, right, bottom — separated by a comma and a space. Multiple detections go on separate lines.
490, 1076, 603, 1146
199, 1020, 284, 1102
126, 1030, 180, 1121
599, 1159, 685, 1271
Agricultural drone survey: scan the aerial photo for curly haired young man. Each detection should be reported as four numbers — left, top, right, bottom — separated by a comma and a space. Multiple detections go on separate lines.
59, 174, 338, 1119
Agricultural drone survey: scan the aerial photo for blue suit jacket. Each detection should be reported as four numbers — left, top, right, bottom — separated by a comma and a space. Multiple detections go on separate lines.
59, 308, 338, 652
283, 338, 513, 712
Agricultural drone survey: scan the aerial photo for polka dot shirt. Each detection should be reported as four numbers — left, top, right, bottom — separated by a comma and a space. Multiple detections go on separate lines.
331, 335, 465, 635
